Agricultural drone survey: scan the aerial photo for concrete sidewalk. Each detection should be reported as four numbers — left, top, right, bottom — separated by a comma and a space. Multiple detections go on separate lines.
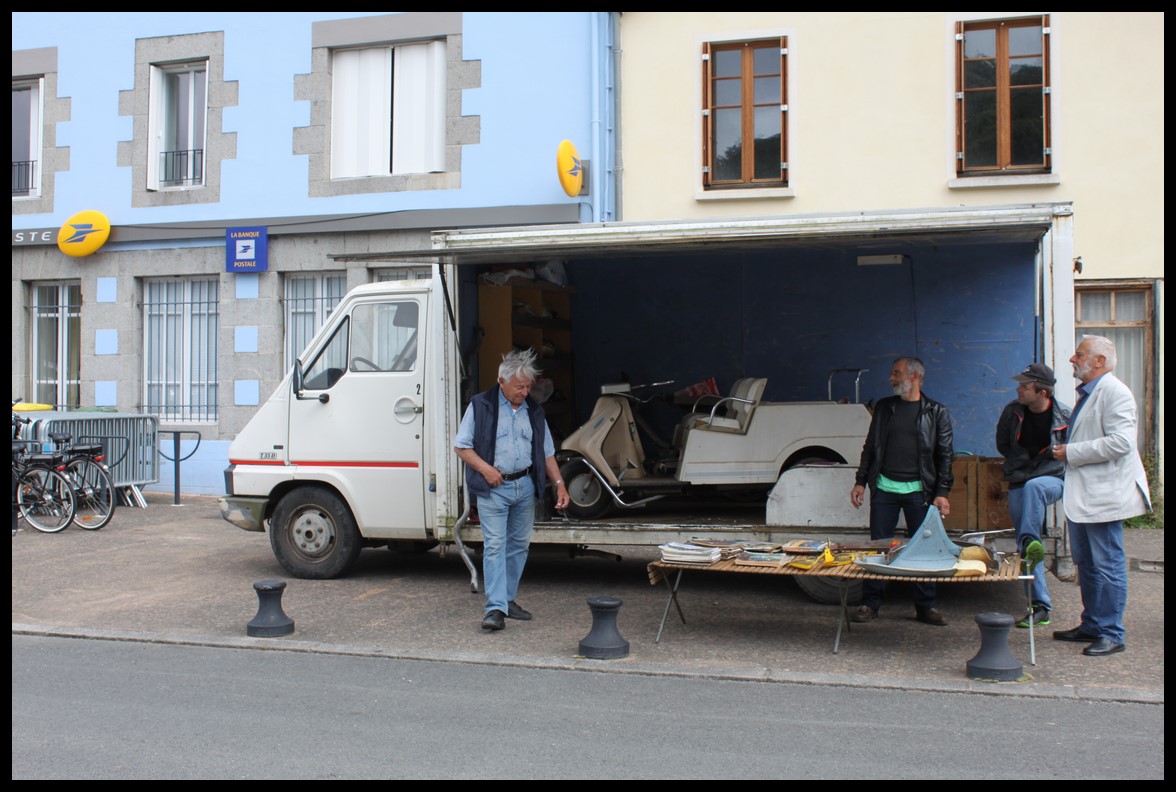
11, 491, 1164, 704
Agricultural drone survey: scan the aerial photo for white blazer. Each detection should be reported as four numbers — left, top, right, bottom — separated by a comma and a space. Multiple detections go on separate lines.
1063, 373, 1151, 523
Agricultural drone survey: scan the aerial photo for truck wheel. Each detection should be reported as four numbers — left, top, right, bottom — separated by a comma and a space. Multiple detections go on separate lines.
560, 459, 612, 520
270, 487, 362, 579
794, 575, 862, 606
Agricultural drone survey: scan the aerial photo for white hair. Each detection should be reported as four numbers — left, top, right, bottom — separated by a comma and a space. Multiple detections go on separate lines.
498, 347, 541, 382
1082, 335, 1117, 370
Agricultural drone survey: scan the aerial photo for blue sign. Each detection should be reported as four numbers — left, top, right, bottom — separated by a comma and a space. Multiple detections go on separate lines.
226, 226, 268, 272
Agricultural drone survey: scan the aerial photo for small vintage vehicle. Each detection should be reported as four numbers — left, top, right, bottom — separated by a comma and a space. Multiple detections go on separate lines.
556, 375, 873, 520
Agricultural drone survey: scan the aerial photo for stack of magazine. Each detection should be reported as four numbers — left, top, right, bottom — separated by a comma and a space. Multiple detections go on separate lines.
658, 542, 724, 565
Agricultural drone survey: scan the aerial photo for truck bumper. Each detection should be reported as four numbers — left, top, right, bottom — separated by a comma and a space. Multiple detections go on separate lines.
218, 495, 268, 532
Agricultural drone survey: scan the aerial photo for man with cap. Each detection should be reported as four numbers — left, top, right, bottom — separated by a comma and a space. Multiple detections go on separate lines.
995, 362, 1070, 628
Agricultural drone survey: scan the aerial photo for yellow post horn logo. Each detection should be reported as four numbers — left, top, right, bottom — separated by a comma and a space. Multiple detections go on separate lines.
58, 210, 112, 257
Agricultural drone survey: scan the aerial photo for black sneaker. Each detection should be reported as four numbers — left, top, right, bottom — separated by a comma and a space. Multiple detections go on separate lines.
1016, 605, 1051, 629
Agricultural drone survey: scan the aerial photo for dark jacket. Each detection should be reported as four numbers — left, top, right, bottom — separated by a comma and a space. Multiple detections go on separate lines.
995, 396, 1070, 485
855, 393, 954, 501
464, 385, 549, 498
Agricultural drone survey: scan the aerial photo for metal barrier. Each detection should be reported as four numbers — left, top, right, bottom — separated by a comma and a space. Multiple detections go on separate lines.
25, 411, 159, 507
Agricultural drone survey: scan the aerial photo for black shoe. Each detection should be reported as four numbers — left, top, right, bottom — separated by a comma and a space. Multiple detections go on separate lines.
481, 610, 505, 631
1053, 625, 1098, 642
850, 605, 877, 623
1083, 638, 1126, 657
915, 607, 948, 627
507, 600, 533, 621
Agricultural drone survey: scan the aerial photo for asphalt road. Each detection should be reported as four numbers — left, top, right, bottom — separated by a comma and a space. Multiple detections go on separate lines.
12, 634, 1165, 780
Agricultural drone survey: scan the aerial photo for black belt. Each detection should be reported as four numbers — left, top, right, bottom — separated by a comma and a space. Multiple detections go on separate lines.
500, 466, 532, 482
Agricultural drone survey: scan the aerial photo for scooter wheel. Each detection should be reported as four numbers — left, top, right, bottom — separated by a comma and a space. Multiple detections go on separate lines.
559, 459, 613, 520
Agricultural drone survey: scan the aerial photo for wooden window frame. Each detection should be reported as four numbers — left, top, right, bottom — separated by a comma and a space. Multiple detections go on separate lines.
702, 37, 788, 189
1075, 281, 1157, 453
955, 15, 1051, 176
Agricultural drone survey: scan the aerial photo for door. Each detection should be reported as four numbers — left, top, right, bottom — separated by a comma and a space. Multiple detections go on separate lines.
288, 293, 427, 536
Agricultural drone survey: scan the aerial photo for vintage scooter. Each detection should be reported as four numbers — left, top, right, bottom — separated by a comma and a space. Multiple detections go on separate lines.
555, 374, 873, 520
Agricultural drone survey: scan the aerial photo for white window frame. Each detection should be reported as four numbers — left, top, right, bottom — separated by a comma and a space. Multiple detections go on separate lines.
31, 281, 80, 408
284, 272, 348, 370
330, 40, 446, 179
148, 60, 208, 190
143, 277, 219, 422
12, 77, 44, 198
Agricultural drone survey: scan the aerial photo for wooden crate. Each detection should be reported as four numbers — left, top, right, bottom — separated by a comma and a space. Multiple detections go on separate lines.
944, 456, 1013, 532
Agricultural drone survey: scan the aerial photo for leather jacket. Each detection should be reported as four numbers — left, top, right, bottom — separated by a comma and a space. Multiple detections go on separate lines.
995, 397, 1070, 485
855, 393, 954, 501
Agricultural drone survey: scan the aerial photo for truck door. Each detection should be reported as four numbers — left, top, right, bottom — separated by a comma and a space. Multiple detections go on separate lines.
288, 294, 427, 535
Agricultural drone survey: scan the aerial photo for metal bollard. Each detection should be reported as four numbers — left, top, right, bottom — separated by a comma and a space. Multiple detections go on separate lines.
578, 595, 629, 659
966, 612, 1023, 681
247, 579, 295, 637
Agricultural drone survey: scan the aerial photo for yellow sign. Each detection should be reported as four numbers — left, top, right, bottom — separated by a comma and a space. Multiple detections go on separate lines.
556, 139, 584, 197
57, 209, 112, 257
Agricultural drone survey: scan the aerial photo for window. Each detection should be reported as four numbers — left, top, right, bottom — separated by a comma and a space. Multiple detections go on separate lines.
12, 79, 42, 197
31, 282, 80, 408
375, 266, 432, 282
351, 302, 419, 373
143, 278, 219, 421
118, 32, 234, 207
956, 15, 1051, 175
295, 12, 479, 198
331, 40, 446, 179
1075, 283, 1156, 452
149, 61, 207, 188
284, 273, 347, 370
702, 38, 788, 189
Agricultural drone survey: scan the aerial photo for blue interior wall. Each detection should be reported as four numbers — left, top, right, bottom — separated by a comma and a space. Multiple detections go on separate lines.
565, 241, 1038, 457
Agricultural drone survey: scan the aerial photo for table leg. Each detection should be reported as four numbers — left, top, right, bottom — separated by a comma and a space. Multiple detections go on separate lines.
655, 569, 687, 643
833, 578, 850, 654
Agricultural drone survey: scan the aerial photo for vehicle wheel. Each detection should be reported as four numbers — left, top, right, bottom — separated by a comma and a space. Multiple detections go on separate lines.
18, 467, 76, 533
560, 458, 612, 520
794, 575, 862, 606
66, 457, 116, 530
269, 487, 362, 579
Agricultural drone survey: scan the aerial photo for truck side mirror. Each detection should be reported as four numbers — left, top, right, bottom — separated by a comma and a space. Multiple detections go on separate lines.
292, 360, 329, 403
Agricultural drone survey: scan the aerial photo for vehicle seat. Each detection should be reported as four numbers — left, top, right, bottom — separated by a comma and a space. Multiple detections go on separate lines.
684, 377, 767, 435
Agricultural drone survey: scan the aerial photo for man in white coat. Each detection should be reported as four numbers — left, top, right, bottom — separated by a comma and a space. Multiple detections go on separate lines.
1050, 335, 1151, 657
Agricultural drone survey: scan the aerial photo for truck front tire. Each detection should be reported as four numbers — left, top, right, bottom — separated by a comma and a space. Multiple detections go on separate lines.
270, 487, 362, 579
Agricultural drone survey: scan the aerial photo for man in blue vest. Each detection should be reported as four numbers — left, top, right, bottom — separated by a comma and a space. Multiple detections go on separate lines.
455, 348, 570, 631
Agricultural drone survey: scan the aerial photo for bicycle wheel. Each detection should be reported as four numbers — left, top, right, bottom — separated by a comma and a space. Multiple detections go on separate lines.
17, 466, 77, 533
66, 457, 117, 530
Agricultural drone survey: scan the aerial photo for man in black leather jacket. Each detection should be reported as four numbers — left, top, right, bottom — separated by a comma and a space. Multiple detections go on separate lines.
849, 356, 954, 626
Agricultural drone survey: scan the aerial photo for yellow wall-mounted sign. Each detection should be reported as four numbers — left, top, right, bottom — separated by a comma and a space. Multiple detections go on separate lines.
57, 210, 112, 257
556, 139, 584, 197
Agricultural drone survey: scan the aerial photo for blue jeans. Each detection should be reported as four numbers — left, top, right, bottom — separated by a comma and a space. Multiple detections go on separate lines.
862, 488, 936, 612
1007, 476, 1063, 611
477, 476, 536, 615
1068, 519, 1128, 644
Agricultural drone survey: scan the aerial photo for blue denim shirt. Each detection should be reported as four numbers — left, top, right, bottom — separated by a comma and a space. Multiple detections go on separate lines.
455, 389, 555, 471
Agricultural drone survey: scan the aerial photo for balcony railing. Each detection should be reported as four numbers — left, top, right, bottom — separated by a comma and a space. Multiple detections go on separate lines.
12, 160, 36, 196
159, 149, 204, 187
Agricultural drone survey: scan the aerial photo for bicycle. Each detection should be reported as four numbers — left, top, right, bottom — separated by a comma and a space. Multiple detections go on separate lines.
48, 430, 117, 530
12, 413, 77, 533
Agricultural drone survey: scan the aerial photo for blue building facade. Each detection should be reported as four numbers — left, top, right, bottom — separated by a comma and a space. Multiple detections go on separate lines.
12, 12, 618, 493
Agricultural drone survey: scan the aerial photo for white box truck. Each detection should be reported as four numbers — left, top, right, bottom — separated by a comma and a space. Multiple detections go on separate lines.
219, 277, 874, 580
